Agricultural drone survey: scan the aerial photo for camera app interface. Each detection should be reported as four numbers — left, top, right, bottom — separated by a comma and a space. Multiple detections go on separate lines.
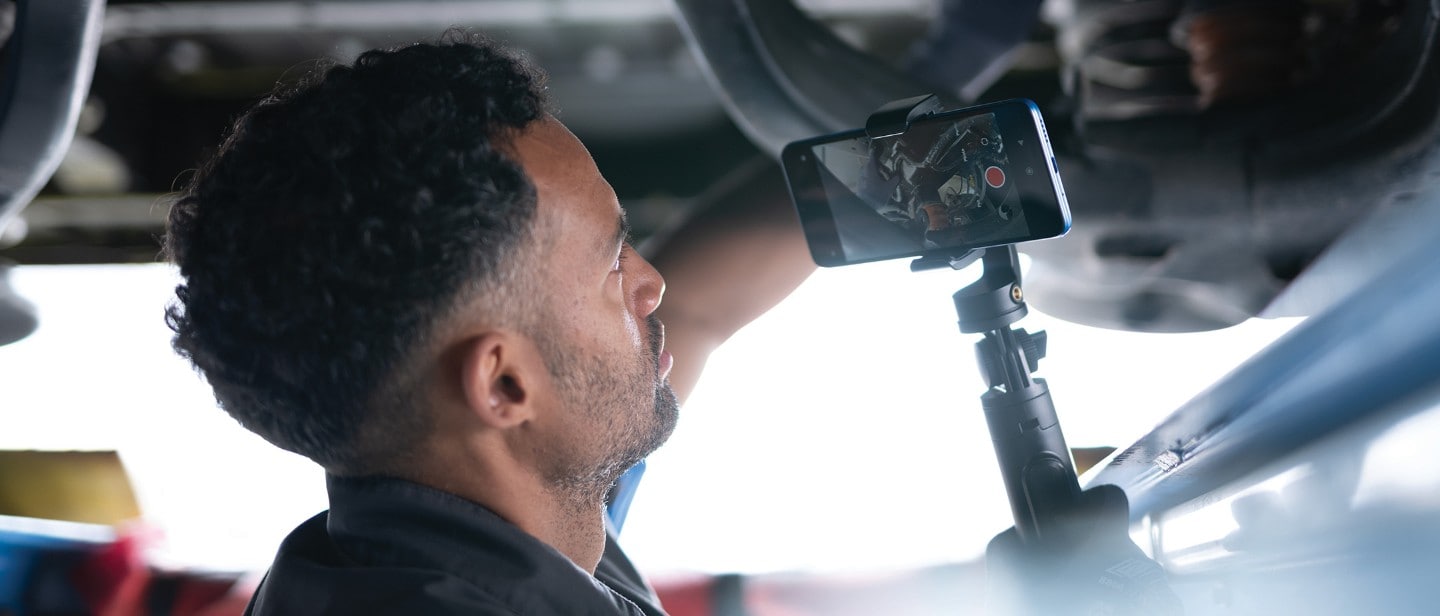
811, 112, 1033, 260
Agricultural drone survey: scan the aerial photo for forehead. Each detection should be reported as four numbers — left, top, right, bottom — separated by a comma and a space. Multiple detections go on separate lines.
512, 118, 613, 214
509, 117, 620, 245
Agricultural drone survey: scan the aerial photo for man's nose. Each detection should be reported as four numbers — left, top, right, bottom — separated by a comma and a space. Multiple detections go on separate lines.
627, 249, 665, 318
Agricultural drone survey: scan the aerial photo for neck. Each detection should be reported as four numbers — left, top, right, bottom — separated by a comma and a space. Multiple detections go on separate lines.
532, 493, 611, 573
404, 440, 611, 574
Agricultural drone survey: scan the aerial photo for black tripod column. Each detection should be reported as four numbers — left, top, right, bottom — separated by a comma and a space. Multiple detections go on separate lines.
956, 247, 1080, 542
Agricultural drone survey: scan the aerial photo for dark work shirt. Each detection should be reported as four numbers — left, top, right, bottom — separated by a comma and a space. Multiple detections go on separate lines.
245, 475, 668, 615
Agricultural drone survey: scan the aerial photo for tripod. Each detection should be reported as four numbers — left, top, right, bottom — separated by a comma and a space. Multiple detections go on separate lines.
862, 96, 1179, 614
943, 246, 1080, 542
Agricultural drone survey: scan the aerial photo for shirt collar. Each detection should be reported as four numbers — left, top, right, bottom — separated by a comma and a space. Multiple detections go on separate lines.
324, 474, 648, 615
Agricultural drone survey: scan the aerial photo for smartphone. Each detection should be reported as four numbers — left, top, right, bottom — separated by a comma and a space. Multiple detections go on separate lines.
780, 99, 1071, 267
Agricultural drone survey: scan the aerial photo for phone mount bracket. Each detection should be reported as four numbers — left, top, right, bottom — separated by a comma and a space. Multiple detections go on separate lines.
909, 250, 982, 272
866, 95, 1083, 543
865, 93, 944, 140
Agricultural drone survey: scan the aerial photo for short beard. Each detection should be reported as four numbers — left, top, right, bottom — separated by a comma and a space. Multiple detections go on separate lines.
534, 315, 679, 509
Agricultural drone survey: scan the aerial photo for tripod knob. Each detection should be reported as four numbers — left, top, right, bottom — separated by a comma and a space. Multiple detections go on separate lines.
974, 328, 1048, 389
1018, 329, 1047, 372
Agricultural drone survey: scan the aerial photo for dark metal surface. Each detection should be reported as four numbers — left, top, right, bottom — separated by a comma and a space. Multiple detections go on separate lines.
903, 0, 1047, 102
0, 0, 105, 346
677, 0, 1440, 333
0, 0, 105, 233
1024, 0, 1440, 333
0, 260, 35, 346
2, 0, 1438, 341
671, 0, 949, 158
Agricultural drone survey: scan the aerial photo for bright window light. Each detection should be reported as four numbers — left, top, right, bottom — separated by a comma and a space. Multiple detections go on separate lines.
0, 262, 1301, 576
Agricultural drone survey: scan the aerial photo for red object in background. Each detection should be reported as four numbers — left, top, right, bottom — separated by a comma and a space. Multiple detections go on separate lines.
648, 561, 988, 616
71, 529, 151, 616
652, 573, 718, 616
985, 166, 1006, 188
153, 571, 254, 616
651, 572, 751, 616
68, 524, 252, 616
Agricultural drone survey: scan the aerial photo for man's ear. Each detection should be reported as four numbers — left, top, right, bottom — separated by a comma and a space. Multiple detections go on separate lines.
459, 332, 537, 429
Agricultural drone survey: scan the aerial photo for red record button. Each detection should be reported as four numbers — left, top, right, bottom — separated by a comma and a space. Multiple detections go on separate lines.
985, 166, 1006, 188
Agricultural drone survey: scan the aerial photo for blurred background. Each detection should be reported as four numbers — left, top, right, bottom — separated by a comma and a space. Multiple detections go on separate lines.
3, 0, 1439, 614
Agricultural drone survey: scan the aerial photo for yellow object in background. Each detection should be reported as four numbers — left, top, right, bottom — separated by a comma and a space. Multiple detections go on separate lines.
1072, 446, 1118, 476
0, 451, 141, 525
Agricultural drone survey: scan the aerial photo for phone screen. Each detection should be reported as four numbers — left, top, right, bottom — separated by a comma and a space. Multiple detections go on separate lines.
782, 99, 1070, 267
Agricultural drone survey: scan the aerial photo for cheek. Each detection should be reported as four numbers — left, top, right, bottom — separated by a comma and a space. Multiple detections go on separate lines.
604, 271, 625, 304
607, 273, 643, 346
574, 274, 641, 353
620, 306, 641, 347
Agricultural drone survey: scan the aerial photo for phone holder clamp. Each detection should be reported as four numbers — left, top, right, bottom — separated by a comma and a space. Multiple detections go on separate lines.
864, 93, 943, 140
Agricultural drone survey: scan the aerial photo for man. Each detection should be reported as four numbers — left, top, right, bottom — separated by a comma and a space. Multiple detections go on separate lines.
165, 37, 695, 614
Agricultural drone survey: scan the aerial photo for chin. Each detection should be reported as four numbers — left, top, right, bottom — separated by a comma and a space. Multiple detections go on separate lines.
637, 382, 680, 456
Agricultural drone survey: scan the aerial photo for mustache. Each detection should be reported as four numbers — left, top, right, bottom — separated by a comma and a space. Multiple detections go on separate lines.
647, 315, 664, 365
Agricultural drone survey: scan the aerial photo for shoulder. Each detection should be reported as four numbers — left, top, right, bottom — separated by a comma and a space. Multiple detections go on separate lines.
246, 513, 521, 615
244, 505, 666, 615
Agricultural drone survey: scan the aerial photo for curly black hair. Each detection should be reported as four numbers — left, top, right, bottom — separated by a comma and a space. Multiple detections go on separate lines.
165, 36, 550, 474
